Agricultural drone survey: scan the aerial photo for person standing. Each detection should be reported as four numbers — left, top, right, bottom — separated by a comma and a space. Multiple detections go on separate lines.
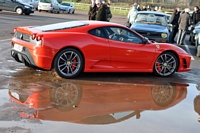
88, 0, 97, 20
169, 8, 180, 43
106, 2, 112, 22
147, 5, 151, 11
137, 4, 141, 11
142, 6, 147, 11
95, 0, 107, 21
157, 6, 163, 12
176, 8, 191, 45
153, 6, 158, 11
192, 6, 200, 25
127, 3, 138, 28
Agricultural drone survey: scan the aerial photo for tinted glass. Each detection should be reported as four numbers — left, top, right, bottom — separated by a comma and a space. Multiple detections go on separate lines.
88, 28, 106, 38
104, 27, 143, 44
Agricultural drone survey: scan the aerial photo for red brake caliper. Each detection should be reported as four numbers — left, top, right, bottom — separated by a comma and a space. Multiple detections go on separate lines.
71, 59, 76, 70
156, 62, 162, 72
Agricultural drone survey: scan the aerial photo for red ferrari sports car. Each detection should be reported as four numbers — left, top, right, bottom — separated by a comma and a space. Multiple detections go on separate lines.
11, 21, 191, 78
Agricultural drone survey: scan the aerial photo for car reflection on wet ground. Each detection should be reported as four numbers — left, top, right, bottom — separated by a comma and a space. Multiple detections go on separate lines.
0, 70, 200, 133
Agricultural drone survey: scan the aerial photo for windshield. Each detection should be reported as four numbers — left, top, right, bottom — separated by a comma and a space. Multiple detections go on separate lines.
135, 13, 167, 26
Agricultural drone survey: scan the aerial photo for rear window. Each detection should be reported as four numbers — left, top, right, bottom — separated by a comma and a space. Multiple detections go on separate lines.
40, 0, 51, 3
30, 21, 88, 32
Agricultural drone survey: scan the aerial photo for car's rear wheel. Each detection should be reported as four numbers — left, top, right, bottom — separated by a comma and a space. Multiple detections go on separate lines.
68, 9, 70, 14
54, 48, 83, 78
39, 9, 41, 12
16, 8, 23, 15
153, 52, 178, 77
72, 10, 75, 14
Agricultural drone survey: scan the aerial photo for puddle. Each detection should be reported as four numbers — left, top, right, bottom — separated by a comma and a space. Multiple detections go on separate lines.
0, 81, 199, 133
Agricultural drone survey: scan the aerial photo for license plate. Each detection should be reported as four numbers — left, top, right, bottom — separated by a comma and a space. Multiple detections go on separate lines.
13, 44, 23, 52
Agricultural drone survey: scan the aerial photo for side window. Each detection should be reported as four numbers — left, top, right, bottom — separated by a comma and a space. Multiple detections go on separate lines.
88, 28, 106, 38
104, 27, 143, 44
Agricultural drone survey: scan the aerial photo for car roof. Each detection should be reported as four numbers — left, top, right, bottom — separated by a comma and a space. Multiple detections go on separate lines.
29, 21, 124, 32
137, 11, 166, 15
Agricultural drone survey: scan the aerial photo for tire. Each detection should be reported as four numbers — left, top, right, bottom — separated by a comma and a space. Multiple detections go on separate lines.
25, 13, 30, 15
72, 10, 75, 14
151, 83, 176, 107
68, 9, 70, 14
54, 48, 83, 78
153, 52, 178, 77
39, 10, 41, 12
50, 82, 82, 112
16, 8, 23, 15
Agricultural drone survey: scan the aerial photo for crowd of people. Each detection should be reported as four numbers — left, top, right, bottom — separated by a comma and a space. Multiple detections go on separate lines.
88, 0, 112, 22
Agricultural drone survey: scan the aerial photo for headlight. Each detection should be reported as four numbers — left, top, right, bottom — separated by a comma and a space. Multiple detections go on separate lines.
161, 33, 167, 38
24, 6, 30, 8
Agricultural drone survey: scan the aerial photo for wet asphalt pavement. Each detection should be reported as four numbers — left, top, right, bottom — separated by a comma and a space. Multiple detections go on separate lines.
0, 10, 200, 133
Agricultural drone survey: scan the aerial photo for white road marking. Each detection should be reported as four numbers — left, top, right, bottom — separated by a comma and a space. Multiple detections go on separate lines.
0, 38, 11, 42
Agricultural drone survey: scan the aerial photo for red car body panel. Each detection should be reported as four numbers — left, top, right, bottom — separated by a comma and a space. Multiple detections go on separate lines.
11, 21, 191, 75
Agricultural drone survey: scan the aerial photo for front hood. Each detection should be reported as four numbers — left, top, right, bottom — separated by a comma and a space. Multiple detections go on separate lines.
151, 42, 189, 55
193, 26, 200, 34
131, 23, 168, 33
16, 2, 33, 8
22, 3, 33, 7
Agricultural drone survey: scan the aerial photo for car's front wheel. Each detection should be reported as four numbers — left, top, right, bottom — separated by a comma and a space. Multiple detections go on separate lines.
153, 52, 178, 77
16, 8, 23, 15
54, 48, 83, 78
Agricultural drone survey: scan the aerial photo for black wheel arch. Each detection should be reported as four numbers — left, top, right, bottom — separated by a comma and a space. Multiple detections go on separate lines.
155, 50, 180, 72
51, 46, 85, 71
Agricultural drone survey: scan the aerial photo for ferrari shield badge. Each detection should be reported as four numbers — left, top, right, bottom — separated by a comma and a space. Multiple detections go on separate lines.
156, 45, 160, 49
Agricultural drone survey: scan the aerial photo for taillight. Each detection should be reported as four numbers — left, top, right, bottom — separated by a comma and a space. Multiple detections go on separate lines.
36, 34, 43, 41
50, 4, 52, 7
32, 33, 37, 40
13, 28, 17, 33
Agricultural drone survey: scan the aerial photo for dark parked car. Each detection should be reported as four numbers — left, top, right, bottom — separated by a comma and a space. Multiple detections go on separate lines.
130, 11, 170, 43
0, 0, 34, 15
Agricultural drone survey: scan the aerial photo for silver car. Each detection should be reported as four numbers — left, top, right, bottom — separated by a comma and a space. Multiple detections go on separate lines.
38, 0, 60, 13
59, 2, 75, 14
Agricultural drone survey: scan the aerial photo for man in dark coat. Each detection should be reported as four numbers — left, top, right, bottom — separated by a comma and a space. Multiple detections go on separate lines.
88, 0, 97, 20
169, 8, 180, 43
176, 8, 191, 45
192, 6, 200, 25
95, 0, 107, 21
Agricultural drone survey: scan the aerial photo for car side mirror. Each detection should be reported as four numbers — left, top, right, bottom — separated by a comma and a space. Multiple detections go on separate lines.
142, 37, 148, 44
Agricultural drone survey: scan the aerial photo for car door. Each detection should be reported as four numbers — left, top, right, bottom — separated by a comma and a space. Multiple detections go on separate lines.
87, 27, 111, 68
3, 0, 16, 11
104, 26, 156, 69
